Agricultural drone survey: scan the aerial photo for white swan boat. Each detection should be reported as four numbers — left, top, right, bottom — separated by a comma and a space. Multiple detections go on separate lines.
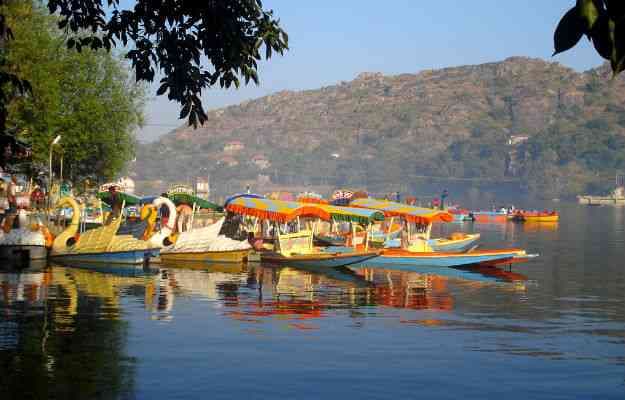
142, 197, 251, 263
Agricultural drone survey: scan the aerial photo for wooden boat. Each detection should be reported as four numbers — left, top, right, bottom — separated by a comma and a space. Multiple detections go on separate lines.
428, 232, 481, 252
368, 248, 530, 269
225, 196, 381, 268
470, 210, 508, 223
511, 211, 559, 223
160, 248, 250, 263
448, 207, 475, 222
349, 198, 536, 269
144, 192, 251, 263
50, 197, 159, 265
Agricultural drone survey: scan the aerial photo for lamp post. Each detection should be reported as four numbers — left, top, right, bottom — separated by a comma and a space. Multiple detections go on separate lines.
48, 135, 61, 208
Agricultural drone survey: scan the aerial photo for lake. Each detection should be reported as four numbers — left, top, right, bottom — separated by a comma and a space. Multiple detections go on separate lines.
1, 204, 624, 399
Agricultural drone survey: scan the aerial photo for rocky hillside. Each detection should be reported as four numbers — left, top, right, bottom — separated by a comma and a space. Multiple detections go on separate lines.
134, 57, 625, 199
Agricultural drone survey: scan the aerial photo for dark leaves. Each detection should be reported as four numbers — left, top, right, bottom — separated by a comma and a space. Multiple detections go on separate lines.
589, 14, 612, 59
47, 0, 288, 127
555, 1, 625, 76
554, 7, 585, 55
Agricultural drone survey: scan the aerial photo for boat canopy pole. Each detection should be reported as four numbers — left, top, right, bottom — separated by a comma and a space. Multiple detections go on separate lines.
190, 202, 197, 230
386, 216, 395, 242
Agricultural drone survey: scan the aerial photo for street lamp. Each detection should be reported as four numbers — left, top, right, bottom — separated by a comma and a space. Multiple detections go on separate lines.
48, 135, 61, 206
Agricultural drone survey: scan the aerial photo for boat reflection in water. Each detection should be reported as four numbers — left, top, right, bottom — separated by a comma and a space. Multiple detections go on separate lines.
0, 265, 154, 399
149, 260, 527, 329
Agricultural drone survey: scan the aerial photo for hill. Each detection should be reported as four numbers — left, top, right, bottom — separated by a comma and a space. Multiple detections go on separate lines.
133, 57, 625, 199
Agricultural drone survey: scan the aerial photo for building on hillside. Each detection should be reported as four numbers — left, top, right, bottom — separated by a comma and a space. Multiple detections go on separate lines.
196, 176, 210, 199
223, 140, 244, 153
257, 174, 271, 184
218, 155, 239, 167
507, 135, 529, 146
251, 154, 271, 170
116, 176, 136, 194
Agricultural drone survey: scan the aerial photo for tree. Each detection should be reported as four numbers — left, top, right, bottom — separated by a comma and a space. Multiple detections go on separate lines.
3, 1, 145, 180
554, 1, 625, 75
47, 0, 289, 127
0, 0, 288, 168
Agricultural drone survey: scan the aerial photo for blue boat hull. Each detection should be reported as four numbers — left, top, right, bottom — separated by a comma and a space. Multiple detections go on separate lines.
363, 252, 520, 269
51, 248, 160, 265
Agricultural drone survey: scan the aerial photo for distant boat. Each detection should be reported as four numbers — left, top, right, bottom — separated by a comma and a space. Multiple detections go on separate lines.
470, 210, 508, 223
511, 211, 559, 223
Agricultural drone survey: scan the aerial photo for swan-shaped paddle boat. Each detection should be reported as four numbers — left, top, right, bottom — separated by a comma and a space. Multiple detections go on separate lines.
0, 210, 52, 264
50, 196, 159, 265
141, 197, 251, 263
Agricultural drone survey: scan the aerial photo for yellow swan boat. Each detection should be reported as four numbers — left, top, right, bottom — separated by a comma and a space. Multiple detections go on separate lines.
50, 197, 159, 265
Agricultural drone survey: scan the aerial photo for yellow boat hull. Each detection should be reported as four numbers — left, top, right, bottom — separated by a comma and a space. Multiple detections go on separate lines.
522, 215, 559, 223
160, 249, 250, 263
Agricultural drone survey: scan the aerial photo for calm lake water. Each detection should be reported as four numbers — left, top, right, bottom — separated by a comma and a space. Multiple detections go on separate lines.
1, 204, 624, 399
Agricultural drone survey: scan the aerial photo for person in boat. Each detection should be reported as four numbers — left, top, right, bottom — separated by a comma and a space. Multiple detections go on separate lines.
30, 184, 45, 210
105, 185, 123, 225
440, 189, 448, 210
248, 231, 264, 251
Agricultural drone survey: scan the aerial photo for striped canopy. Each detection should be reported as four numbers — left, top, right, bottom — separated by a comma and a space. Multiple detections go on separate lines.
226, 197, 331, 223
314, 204, 385, 225
350, 198, 453, 224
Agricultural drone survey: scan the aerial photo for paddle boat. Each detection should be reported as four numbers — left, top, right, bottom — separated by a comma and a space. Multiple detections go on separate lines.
224, 195, 380, 267
349, 198, 535, 269
0, 209, 53, 265
50, 196, 159, 264
142, 190, 251, 263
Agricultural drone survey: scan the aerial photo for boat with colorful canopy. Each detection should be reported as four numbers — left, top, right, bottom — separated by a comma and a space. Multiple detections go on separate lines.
349, 198, 481, 252
349, 198, 533, 268
224, 196, 380, 267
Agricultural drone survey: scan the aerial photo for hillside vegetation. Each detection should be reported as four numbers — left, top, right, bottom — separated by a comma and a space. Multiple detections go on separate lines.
134, 57, 625, 199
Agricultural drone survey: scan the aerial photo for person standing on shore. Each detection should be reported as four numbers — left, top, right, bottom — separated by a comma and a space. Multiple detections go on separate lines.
7, 175, 18, 213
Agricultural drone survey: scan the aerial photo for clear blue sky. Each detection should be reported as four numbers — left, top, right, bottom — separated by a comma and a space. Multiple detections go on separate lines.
129, 0, 601, 142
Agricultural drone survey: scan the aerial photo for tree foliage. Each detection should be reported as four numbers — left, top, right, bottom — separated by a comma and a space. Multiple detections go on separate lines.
555, 1, 625, 75
47, 0, 289, 127
3, 1, 145, 180
0, 0, 31, 150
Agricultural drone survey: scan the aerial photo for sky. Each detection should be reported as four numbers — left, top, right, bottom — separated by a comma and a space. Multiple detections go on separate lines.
127, 0, 602, 142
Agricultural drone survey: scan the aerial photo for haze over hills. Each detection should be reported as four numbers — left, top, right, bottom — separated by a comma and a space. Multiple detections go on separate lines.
134, 57, 625, 199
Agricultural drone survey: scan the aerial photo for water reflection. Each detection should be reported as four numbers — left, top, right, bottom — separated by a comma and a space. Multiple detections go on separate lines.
142, 261, 528, 331
2, 203, 624, 399
0, 266, 141, 399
